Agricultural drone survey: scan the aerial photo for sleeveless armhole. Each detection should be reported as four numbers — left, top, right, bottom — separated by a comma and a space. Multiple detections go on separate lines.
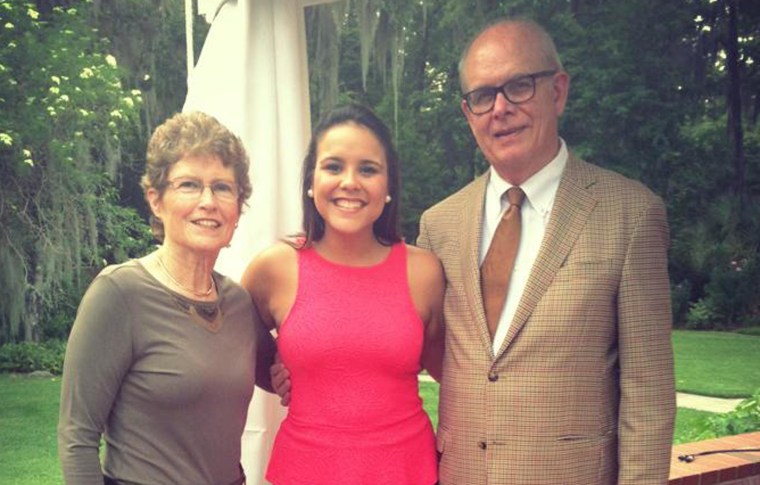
276, 247, 303, 335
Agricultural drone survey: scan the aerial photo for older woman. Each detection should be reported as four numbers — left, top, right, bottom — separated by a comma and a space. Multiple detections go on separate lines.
58, 111, 274, 485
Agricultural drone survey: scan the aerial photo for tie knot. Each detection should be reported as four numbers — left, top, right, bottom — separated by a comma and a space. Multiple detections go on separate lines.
505, 187, 525, 208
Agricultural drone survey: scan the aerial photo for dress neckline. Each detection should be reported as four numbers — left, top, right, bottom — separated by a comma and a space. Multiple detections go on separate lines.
307, 242, 400, 270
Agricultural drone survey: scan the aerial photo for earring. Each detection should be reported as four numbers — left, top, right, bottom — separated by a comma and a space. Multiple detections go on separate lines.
307, 189, 314, 198
385, 195, 392, 204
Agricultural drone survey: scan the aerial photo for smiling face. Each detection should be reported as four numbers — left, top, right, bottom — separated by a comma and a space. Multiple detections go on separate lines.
460, 21, 569, 185
310, 122, 389, 240
146, 154, 240, 257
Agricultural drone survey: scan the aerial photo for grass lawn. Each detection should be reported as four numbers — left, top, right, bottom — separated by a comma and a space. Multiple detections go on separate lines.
0, 374, 63, 485
673, 330, 760, 398
420, 381, 440, 429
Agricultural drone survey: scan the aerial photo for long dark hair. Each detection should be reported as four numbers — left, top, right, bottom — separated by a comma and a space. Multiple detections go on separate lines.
298, 104, 402, 248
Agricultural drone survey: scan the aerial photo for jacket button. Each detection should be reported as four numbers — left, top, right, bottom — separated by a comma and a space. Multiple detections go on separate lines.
479, 441, 487, 450
488, 371, 499, 382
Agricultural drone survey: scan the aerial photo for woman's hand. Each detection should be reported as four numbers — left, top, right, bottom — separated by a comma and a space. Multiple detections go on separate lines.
270, 354, 291, 406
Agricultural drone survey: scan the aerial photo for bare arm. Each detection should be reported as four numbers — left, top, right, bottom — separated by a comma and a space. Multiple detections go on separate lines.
240, 243, 296, 404
252, 304, 277, 393
407, 244, 445, 382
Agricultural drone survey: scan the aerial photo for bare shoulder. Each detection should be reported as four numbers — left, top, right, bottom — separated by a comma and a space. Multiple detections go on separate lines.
241, 242, 297, 294
406, 244, 442, 271
405, 244, 444, 329
405, 244, 443, 287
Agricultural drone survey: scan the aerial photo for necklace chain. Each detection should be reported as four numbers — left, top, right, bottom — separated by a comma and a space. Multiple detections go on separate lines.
155, 253, 215, 298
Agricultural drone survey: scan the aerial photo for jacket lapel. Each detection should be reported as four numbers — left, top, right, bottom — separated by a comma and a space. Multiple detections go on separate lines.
459, 172, 494, 355
495, 155, 598, 359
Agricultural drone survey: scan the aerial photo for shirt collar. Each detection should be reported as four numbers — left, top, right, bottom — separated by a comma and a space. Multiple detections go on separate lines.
487, 138, 568, 215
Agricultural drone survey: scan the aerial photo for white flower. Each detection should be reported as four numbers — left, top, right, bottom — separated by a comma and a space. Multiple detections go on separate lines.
0, 132, 13, 146
23, 150, 34, 166
79, 67, 94, 79
27, 8, 39, 20
51, 75, 61, 85
105, 55, 117, 67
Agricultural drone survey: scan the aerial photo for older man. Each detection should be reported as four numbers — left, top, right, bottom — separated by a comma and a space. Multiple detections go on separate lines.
417, 18, 675, 485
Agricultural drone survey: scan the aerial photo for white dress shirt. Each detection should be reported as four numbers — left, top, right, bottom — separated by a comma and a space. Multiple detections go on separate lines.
479, 139, 568, 354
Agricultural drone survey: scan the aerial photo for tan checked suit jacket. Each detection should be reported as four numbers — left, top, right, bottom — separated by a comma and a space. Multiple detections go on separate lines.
418, 155, 675, 485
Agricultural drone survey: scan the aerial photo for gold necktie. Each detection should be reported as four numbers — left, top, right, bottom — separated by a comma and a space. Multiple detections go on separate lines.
481, 187, 525, 341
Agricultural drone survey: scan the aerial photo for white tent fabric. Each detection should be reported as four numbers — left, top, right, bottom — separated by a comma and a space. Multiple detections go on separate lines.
183, 0, 336, 483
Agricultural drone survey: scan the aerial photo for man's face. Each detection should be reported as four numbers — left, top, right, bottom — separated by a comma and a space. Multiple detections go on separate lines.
460, 24, 569, 185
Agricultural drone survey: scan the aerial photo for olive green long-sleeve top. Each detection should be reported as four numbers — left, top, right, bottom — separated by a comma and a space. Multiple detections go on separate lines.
58, 260, 264, 485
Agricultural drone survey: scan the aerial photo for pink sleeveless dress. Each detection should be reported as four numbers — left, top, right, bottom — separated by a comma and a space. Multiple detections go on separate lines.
265, 242, 438, 485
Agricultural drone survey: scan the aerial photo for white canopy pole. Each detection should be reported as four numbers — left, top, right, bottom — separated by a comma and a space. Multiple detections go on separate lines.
184, 0, 194, 86
183, 1, 338, 483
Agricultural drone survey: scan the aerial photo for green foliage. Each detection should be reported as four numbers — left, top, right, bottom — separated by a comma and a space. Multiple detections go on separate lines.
738, 326, 760, 336
680, 389, 760, 443
685, 298, 720, 330
670, 193, 760, 328
673, 408, 717, 445
0, 340, 66, 374
0, 0, 150, 344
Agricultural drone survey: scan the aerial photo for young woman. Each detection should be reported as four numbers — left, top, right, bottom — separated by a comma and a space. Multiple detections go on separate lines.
241, 104, 444, 485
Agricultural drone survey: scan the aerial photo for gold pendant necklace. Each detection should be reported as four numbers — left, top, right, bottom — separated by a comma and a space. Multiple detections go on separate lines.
155, 253, 215, 298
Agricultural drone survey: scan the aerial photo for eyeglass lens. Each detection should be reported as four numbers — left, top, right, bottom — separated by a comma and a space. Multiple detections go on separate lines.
168, 178, 238, 201
465, 70, 556, 115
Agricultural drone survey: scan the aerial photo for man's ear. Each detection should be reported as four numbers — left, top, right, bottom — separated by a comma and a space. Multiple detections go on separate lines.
553, 71, 570, 116
461, 98, 474, 123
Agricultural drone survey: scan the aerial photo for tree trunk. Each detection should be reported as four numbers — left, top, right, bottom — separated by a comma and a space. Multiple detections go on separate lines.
724, 0, 745, 200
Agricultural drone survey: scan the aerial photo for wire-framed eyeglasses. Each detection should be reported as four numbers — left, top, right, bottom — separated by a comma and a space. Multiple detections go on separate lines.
463, 69, 558, 115
165, 177, 240, 202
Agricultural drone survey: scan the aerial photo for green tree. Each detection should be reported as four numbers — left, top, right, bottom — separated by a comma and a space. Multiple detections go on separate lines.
0, 1, 152, 343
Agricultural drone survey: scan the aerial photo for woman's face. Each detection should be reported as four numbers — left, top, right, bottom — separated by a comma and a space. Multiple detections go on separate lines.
311, 123, 389, 239
147, 154, 240, 256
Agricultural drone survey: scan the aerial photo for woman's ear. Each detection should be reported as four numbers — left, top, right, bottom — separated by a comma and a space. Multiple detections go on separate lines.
145, 188, 162, 219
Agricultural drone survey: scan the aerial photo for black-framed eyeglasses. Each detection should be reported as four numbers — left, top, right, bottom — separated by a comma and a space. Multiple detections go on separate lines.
462, 69, 558, 115
165, 177, 240, 202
